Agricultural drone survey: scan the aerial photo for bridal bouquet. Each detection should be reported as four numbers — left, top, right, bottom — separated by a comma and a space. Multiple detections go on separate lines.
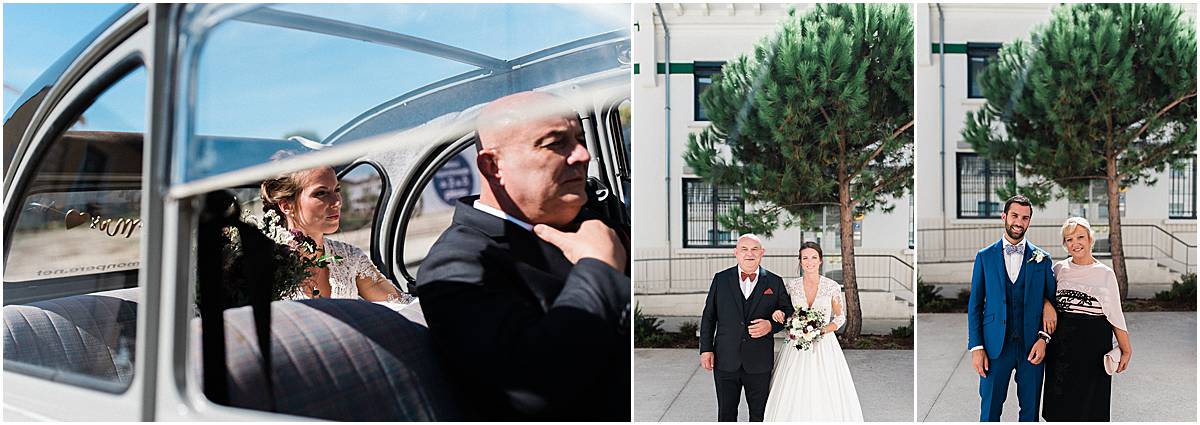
247, 209, 344, 298
784, 308, 827, 351
204, 209, 343, 308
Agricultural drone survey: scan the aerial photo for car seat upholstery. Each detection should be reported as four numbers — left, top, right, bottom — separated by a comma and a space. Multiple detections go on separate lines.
191, 299, 460, 421
2, 287, 139, 387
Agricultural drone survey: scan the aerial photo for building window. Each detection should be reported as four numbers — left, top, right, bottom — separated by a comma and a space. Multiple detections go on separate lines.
798, 206, 862, 251
1170, 157, 1196, 219
957, 152, 1014, 218
683, 177, 743, 248
1068, 179, 1127, 221
694, 62, 725, 121
967, 43, 1001, 99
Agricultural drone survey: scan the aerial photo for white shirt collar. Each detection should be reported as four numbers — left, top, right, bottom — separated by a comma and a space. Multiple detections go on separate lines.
737, 265, 763, 279
473, 200, 533, 232
1002, 237, 1026, 251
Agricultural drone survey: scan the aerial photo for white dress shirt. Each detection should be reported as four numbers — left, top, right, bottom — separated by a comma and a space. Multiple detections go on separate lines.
738, 266, 761, 300
473, 200, 533, 231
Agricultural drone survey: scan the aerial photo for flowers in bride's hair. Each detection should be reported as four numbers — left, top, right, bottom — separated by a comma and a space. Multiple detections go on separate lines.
784, 308, 827, 351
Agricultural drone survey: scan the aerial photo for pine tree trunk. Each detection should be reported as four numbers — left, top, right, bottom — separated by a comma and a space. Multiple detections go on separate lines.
838, 180, 862, 342
1105, 160, 1129, 300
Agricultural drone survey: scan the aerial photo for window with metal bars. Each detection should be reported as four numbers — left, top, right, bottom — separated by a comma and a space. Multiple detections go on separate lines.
1169, 157, 1196, 219
956, 152, 1014, 218
683, 177, 743, 248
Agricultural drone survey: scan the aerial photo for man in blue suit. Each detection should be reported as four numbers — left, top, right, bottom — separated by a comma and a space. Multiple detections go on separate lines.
967, 195, 1058, 422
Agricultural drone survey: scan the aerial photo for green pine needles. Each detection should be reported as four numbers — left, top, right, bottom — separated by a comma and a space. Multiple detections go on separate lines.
684, 3, 914, 340
964, 3, 1197, 299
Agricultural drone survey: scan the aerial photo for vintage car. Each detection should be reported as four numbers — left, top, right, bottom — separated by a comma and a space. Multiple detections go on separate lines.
3, 4, 630, 420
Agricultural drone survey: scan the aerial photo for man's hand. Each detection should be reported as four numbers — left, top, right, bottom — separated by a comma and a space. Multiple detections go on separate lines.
700, 352, 714, 371
1028, 339, 1047, 365
971, 349, 989, 378
748, 319, 771, 338
771, 310, 786, 324
1043, 300, 1057, 334
534, 220, 626, 272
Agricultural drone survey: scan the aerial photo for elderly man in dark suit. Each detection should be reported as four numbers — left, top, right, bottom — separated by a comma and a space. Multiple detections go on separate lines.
700, 234, 793, 422
415, 91, 630, 421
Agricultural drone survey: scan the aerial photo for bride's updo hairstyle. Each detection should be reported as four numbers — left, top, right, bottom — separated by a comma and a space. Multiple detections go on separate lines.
259, 150, 333, 216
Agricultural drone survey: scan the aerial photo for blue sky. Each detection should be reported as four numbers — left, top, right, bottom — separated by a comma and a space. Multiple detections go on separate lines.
4, 4, 629, 140
3, 3, 126, 114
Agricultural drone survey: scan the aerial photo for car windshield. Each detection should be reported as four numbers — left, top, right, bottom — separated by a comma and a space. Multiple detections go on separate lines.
180, 3, 629, 183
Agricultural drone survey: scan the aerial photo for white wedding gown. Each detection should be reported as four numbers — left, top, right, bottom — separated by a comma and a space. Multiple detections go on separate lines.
763, 276, 864, 421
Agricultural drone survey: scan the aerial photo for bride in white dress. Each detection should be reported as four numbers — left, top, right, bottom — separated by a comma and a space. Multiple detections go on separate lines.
763, 242, 863, 421
260, 163, 412, 303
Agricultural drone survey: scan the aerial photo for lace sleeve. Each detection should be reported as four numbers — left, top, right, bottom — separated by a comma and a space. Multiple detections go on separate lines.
828, 278, 846, 330
785, 278, 803, 308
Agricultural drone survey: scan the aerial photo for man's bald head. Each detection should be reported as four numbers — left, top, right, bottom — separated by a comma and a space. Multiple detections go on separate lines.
477, 91, 577, 151
474, 91, 591, 228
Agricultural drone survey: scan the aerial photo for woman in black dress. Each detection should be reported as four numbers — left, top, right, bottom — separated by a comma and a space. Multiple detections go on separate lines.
1042, 217, 1132, 421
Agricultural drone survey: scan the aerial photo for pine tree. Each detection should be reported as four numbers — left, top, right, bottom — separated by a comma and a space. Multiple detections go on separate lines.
684, 3, 913, 341
964, 4, 1196, 300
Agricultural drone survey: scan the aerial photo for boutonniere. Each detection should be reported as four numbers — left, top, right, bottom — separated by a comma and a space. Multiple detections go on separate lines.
1028, 250, 1046, 264
764, 288, 774, 296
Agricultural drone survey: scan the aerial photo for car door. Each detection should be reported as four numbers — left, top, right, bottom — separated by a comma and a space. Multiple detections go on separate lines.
2, 8, 155, 421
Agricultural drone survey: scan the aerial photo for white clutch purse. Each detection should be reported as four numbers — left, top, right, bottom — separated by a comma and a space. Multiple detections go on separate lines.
1103, 346, 1122, 375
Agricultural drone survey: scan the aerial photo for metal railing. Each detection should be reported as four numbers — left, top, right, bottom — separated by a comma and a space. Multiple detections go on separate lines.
917, 224, 1195, 274
634, 253, 915, 304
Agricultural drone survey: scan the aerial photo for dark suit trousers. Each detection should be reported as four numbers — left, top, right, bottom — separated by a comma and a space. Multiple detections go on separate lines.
714, 365, 771, 422
979, 335, 1044, 422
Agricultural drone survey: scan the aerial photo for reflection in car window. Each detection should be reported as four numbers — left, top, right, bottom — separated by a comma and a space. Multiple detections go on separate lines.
333, 163, 384, 260
182, 4, 630, 183
403, 148, 479, 278
4, 66, 145, 393
617, 99, 631, 207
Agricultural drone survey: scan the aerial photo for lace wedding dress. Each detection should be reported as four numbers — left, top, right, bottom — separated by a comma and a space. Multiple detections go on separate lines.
763, 275, 864, 421
285, 238, 412, 303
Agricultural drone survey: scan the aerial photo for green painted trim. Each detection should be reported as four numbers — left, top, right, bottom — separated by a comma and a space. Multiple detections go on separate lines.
633, 63, 639, 74
655, 62, 695, 74
932, 43, 968, 54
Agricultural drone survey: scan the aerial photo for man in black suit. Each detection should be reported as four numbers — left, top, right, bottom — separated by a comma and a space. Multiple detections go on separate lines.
700, 234, 793, 422
415, 91, 630, 421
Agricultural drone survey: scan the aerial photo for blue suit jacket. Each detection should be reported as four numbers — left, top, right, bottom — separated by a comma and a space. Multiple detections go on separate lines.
966, 239, 1057, 359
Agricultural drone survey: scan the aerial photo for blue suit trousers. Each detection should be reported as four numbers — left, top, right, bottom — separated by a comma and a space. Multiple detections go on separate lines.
979, 336, 1044, 422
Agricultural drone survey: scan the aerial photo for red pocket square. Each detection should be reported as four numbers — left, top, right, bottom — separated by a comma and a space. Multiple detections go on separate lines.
763, 288, 774, 295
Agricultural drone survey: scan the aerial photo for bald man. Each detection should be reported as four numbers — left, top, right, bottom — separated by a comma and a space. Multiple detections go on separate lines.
700, 234, 793, 422
415, 91, 630, 421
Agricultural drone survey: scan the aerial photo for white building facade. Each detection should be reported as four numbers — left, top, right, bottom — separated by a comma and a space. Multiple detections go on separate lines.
915, 3, 1197, 296
633, 3, 914, 325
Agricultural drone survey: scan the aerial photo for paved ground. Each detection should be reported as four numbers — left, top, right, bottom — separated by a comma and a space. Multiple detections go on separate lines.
635, 346, 914, 422
918, 312, 1196, 422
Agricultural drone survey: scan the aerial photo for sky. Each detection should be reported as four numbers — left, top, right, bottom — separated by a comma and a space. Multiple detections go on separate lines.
3, 3, 629, 139
3, 3, 127, 115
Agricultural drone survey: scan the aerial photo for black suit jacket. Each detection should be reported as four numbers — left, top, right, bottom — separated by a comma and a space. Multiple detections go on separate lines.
699, 266, 793, 374
415, 196, 630, 421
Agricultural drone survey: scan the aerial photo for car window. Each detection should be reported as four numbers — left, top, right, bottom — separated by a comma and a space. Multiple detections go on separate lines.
613, 98, 631, 207
402, 147, 479, 278
3, 65, 146, 392
332, 163, 385, 262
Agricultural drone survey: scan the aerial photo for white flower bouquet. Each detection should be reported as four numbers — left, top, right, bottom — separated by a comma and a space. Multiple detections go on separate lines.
784, 307, 827, 351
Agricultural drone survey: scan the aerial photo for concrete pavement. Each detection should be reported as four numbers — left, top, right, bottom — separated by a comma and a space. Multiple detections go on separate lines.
635, 347, 914, 422
918, 312, 1196, 421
